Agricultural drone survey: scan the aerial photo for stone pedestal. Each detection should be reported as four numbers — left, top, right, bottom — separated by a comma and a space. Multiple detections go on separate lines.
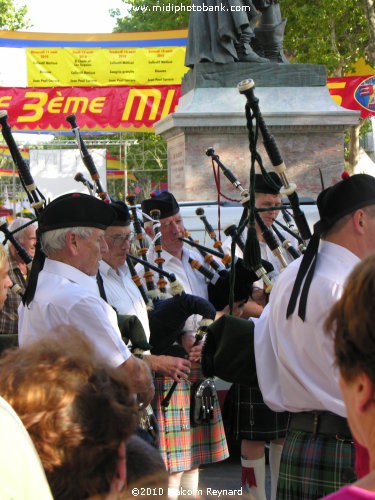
154, 62, 360, 201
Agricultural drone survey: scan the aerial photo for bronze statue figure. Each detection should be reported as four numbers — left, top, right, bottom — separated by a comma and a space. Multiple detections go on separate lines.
185, 0, 288, 66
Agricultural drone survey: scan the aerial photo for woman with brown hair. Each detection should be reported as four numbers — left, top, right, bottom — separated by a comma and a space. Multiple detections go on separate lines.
324, 252, 375, 498
0, 327, 139, 500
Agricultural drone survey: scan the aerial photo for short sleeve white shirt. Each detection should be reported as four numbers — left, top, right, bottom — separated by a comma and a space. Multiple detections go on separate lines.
254, 241, 360, 417
18, 259, 131, 368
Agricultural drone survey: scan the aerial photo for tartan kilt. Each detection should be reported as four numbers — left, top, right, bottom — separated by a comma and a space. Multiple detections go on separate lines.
231, 383, 289, 441
152, 364, 229, 474
277, 429, 356, 499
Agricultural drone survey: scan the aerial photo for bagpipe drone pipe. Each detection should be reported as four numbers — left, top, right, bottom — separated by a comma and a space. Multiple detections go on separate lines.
237, 78, 312, 242
197, 78, 313, 384
0, 111, 48, 306
0, 111, 46, 219
180, 234, 275, 310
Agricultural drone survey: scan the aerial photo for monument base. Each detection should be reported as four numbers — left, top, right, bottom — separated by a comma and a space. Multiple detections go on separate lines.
154, 63, 360, 201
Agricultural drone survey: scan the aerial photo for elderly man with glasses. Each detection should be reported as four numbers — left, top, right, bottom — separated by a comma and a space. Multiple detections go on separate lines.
99, 201, 192, 383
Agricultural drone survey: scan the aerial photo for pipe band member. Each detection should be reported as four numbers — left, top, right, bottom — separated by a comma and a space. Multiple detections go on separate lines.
141, 191, 229, 498
255, 173, 375, 499
221, 171, 291, 500
18, 193, 154, 408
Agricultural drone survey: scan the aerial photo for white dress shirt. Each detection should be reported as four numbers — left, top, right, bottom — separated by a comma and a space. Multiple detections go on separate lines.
99, 259, 151, 340
222, 225, 295, 284
18, 259, 131, 368
143, 246, 209, 332
254, 241, 360, 417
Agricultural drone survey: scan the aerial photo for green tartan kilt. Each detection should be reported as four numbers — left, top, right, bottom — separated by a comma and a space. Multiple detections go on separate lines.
277, 429, 356, 499
152, 366, 229, 474
232, 383, 289, 441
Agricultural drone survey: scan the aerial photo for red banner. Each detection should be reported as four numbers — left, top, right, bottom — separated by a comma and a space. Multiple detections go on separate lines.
327, 75, 375, 118
0, 85, 181, 132
1, 77, 374, 132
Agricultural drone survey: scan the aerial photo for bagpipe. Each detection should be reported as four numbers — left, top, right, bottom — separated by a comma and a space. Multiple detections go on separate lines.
179, 233, 274, 309
0, 111, 46, 218
200, 79, 314, 295
199, 78, 313, 384
0, 111, 45, 302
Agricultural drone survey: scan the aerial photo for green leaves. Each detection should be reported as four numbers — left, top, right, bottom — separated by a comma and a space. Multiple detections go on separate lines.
112, 0, 190, 32
282, 0, 368, 76
0, 0, 29, 30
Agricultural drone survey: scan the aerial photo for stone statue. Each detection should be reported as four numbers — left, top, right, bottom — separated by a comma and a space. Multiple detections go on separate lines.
185, 0, 288, 66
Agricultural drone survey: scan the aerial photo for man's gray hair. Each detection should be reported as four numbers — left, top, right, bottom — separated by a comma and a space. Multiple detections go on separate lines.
8, 217, 37, 241
324, 203, 375, 237
41, 227, 93, 256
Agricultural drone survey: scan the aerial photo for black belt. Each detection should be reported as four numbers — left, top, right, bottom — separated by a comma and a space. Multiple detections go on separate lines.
288, 411, 352, 438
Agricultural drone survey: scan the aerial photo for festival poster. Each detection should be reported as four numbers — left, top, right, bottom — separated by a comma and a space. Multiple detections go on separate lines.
26, 46, 187, 87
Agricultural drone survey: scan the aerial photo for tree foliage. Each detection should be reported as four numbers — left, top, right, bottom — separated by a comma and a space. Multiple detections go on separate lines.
110, 0, 375, 177
0, 0, 29, 30
281, 0, 368, 77
110, 0, 189, 32
360, 0, 375, 67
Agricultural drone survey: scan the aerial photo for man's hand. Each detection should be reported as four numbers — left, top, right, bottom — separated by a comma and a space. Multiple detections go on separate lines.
145, 354, 191, 383
121, 355, 155, 406
181, 332, 203, 363
188, 342, 203, 363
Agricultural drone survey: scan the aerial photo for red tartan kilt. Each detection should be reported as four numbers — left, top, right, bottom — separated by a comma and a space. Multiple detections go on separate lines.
152, 366, 229, 473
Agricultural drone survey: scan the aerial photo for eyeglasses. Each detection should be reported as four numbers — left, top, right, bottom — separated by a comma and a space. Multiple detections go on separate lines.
106, 232, 134, 246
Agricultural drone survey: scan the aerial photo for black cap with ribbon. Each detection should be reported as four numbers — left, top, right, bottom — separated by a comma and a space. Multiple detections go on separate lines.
23, 193, 116, 306
108, 200, 131, 226
141, 191, 179, 220
286, 173, 375, 321
254, 172, 282, 195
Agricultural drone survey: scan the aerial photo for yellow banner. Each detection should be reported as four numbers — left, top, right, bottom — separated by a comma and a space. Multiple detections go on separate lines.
26, 46, 187, 87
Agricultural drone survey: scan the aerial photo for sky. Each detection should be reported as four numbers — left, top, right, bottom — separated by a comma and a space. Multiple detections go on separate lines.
15, 0, 126, 34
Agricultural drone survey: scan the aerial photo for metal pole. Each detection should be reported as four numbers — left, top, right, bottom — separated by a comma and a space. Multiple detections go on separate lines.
124, 136, 128, 199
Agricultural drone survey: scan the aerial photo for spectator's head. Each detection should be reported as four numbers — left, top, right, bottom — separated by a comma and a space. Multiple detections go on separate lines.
0, 243, 12, 308
126, 434, 167, 487
0, 326, 139, 499
325, 252, 375, 449
8, 217, 37, 260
